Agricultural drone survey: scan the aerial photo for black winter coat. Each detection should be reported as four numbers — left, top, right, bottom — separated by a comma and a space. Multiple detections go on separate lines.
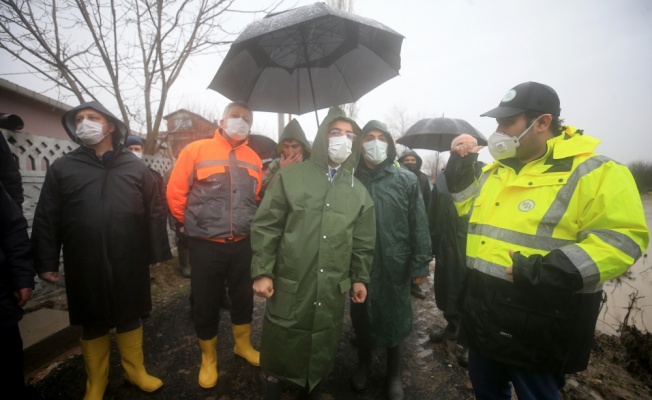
31, 130, 171, 326
0, 183, 34, 327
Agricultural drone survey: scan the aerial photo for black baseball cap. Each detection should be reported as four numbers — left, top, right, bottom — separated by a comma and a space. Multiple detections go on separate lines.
481, 81, 561, 118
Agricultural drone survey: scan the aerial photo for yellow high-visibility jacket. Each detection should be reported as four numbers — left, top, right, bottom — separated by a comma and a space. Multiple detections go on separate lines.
446, 128, 649, 373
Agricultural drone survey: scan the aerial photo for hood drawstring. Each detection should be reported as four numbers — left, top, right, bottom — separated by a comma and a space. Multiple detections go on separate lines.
351, 167, 355, 187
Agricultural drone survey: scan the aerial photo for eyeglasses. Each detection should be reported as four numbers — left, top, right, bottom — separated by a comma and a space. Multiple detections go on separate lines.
328, 129, 356, 141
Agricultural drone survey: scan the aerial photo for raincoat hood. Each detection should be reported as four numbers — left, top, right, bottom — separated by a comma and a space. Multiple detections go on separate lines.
361, 119, 397, 167
276, 118, 312, 157
310, 107, 363, 171
398, 149, 423, 170
62, 101, 128, 147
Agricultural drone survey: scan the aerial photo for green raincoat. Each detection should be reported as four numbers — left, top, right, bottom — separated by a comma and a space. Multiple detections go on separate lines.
251, 107, 376, 390
354, 120, 431, 348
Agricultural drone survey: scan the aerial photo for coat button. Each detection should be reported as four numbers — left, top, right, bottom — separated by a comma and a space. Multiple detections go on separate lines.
528, 182, 533, 186
323, 235, 326, 239
495, 202, 500, 206
320, 269, 324, 273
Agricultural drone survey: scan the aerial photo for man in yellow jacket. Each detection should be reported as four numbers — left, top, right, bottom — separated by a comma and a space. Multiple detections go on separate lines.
446, 81, 649, 399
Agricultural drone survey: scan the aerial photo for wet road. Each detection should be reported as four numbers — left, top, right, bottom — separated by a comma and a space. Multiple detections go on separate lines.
26, 273, 474, 399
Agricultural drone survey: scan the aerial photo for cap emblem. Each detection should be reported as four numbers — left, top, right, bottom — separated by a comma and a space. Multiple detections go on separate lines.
501, 89, 517, 103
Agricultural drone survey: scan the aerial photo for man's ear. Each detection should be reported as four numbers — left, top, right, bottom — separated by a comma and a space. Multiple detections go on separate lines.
107, 122, 116, 134
537, 114, 552, 132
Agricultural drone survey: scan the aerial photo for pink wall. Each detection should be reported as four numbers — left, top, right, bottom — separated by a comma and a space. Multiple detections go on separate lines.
0, 86, 70, 140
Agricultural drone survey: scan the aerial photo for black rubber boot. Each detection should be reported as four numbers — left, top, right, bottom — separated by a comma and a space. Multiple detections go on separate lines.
350, 346, 372, 392
429, 320, 459, 343
261, 373, 283, 400
386, 345, 404, 400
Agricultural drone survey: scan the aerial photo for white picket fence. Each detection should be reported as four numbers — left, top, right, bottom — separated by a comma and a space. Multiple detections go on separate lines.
2, 129, 174, 306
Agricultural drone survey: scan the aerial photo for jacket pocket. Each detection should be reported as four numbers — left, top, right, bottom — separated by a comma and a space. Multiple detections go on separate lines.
268, 276, 299, 320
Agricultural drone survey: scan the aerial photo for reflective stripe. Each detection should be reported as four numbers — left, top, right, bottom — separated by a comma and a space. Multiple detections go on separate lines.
468, 251, 603, 293
452, 181, 476, 203
196, 159, 230, 168
537, 156, 609, 236
468, 224, 575, 251
466, 256, 513, 282
559, 245, 602, 293
236, 160, 261, 173
581, 229, 643, 261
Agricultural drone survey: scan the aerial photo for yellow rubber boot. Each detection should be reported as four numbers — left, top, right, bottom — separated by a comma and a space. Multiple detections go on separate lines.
232, 323, 260, 366
80, 335, 111, 400
198, 336, 218, 388
115, 326, 163, 392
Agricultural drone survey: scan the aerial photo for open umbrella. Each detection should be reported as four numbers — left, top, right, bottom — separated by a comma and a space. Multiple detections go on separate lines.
208, 2, 403, 126
397, 117, 487, 152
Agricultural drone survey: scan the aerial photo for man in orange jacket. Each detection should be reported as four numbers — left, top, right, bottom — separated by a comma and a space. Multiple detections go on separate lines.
167, 102, 263, 389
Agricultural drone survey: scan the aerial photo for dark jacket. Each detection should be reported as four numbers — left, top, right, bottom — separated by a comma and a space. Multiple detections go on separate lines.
355, 120, 431, 347
0, 183, 34, 327
428, 171, 469, 318
0, 133, 24, 209
31, 102, 171, 327
251, 107, 376, 390
398, 150, 430, 208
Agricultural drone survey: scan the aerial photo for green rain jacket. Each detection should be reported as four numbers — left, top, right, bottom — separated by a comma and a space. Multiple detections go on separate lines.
261, 118, 312, 197
355, 120, 431, 347
250, 107, 376, 390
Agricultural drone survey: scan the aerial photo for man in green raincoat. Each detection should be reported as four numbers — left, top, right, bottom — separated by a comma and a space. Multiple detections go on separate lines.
260, 118, 311, 197
251, 107, 376, 399
350, 120, 432, 399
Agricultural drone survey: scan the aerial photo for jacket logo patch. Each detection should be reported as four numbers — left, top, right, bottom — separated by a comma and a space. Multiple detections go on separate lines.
518, 200, 535, 212
499, 331, 513, 339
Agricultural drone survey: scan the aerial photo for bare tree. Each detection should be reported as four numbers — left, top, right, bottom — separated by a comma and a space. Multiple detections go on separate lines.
0, 0, 282, 154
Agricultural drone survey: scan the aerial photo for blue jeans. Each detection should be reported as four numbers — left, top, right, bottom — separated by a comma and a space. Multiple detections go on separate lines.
467, 349, 565, 400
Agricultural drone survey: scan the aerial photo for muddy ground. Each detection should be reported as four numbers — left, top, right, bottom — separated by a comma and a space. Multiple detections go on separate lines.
24, 259, 652, 400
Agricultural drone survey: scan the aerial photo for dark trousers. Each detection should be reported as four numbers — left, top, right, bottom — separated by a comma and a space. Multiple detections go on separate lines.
467, 349, 565, 400
0, 323, 26, 396
350, 300, 370, 347
188, 237, 254, 339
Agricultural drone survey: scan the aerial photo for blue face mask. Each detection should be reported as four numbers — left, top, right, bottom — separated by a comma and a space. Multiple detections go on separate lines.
487, 117, 539, 160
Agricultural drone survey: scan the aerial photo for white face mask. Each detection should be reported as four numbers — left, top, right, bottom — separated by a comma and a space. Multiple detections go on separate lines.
224, 117, 250, 140
131, 151, 143, 159
487, 117, 539, 160
328, 136, 353, 164
362, 140, 388, 165
76, 119, 109, 145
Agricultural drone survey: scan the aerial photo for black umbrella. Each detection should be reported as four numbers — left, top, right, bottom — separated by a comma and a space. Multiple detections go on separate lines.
208, 2, 403, 126
397, 117, 487, 152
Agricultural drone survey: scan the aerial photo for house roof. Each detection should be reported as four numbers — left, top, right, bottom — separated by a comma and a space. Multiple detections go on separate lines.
0, 77, 72, 112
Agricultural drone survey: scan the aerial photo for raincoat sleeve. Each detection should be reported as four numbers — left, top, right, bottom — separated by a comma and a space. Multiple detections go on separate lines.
143, 167, 172, 264
512, 161, 649, 292
250, 173, 290, 279
31, 167, 63, 273
349, 190, 376, 284
166, 147, 194, 224
408, 178, 432, 277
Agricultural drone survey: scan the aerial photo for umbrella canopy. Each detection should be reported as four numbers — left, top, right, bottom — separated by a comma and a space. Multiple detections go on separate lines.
397, 117, 488, 152
208, 2, 403, 121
